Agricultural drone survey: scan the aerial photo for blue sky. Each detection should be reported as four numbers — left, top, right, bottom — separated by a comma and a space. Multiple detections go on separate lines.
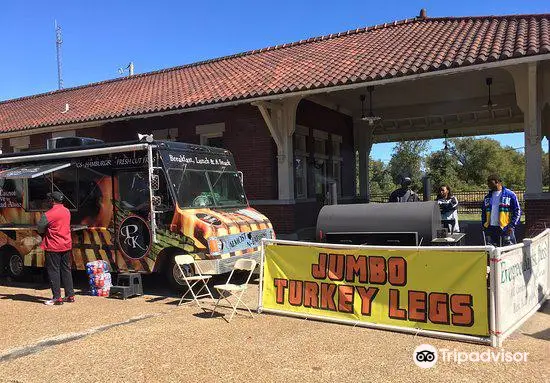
1, 1, 548, 160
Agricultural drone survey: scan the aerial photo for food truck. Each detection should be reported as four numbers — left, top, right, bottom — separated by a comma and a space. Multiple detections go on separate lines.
0, 136, 274, 289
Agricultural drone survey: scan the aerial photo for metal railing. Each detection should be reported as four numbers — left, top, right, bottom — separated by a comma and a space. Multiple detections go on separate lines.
369, 190, 526, 214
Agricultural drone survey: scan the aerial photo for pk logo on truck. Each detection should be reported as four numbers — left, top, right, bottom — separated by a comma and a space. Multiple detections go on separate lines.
118, 215, 152, 259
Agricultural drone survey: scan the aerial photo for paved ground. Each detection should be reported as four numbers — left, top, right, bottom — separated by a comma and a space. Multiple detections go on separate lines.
0, 273, 548, 383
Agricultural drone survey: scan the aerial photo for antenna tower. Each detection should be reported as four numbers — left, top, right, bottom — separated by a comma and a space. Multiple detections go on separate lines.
55, 20, 63, 89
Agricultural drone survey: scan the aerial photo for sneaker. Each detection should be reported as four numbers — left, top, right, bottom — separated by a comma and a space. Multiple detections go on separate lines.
63, 296, 75, 303
44, 298, 63, 306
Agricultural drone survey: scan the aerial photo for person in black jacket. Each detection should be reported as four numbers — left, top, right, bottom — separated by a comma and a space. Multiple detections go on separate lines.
389, 177, 419, 203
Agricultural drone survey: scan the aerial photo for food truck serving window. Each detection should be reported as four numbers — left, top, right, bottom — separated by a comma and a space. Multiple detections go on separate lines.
0, 163, 71, 179
28, 167, 78, 211
0, 163, 77, 211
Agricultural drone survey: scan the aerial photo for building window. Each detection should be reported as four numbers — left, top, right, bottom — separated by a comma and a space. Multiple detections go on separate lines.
202, 134, 224, 148
196, 123, 225, 148
10, 136, 30, 153
154, 128, 178, 141
313, 130, 329, 199
314, 138, 326, 156
330, 135, 343, 196
313, 160, 326, 196
294, 158, 307, 198
294, 126, 309, 199
52, 130, 76, 139
292, 128, 338, 200
331, 137, 341, 158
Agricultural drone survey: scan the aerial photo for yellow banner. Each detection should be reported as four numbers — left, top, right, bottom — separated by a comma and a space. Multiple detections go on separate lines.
262, 243, 489, 336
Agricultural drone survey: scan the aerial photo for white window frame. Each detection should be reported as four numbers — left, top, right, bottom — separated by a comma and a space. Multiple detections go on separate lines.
196, 123, 225, 146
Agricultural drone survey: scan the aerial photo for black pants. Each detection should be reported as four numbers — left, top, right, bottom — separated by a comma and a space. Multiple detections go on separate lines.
45, 251, 74, 299
484, 226, 516, 247
441, 219, 456, 234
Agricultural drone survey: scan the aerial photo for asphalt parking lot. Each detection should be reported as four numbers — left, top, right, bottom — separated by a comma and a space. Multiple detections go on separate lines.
0, 273, 548, 383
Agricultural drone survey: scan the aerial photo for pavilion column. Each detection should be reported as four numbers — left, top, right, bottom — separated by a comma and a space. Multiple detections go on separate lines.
544, 105, 550, 173
524, 63, 543, 194
508, 63, 543, 194
353, 121, 374, 201
254, 97, 301, 200
507, 62, 550, 236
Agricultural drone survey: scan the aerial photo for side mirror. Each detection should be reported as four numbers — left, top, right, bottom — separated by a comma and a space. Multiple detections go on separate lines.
237, 171, 244, 186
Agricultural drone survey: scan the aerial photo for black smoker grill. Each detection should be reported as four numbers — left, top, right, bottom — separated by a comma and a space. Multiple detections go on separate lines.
316, 201, 442, 246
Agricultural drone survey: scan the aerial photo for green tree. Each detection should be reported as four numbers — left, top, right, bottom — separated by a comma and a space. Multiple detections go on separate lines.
426, 149, 461, 192
500, 146, 525, 190
450, 137, 524, 189
369, 158, 396, 195
388, 141, 429, 190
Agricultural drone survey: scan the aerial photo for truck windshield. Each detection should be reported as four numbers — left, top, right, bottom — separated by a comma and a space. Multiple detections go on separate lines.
168, 168, 247, 208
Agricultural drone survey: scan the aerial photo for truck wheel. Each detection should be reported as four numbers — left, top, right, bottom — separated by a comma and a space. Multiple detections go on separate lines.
165, 255, 194, 292
6, 252, 26, 279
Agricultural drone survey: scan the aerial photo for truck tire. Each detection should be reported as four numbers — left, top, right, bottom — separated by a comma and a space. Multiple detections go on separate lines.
5, 251, 26, 279
165, 255, 194, 292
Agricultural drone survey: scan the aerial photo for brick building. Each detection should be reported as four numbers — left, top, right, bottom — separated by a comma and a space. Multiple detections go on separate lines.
1, 11, 549, 236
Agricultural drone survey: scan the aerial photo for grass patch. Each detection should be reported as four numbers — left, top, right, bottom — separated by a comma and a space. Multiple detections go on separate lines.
458, 213, 525, 223
459, 213, 481, 221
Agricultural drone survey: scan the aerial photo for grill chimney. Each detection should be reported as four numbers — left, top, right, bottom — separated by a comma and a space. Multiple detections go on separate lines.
419, 8, 427, 19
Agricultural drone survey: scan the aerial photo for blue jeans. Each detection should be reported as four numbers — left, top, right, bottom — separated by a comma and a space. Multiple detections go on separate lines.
484, 226, 516, 247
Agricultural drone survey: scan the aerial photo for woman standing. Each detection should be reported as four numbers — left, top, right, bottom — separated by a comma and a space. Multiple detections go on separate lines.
436, 185, 459, 233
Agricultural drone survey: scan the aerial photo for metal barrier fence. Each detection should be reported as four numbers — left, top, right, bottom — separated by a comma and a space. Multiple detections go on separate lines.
370, 190, 525, 214
258, 229, 550, 346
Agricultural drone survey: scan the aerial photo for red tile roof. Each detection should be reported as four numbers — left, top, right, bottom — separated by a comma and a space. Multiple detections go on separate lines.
1, 13, 549, 133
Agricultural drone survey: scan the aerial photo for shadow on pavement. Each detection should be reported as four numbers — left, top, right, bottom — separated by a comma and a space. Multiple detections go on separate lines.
0, 270, 50, 291
1, 268, 260, 304
193, 311, 224, 319
0, 293, 48, 304
526, 328, 550, 341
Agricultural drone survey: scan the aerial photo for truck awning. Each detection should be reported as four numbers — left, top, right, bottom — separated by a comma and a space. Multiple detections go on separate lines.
0, 163, 71, 179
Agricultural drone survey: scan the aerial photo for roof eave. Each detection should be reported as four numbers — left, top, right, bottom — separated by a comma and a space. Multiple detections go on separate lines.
1, 52, 550, 139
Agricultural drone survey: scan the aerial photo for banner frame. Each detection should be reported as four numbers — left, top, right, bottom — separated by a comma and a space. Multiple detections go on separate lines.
493, 229, 550, 346
489, 246, 498, 347
260, 306, 492, 345
258, 238, 493, 345
257, 239, 266, 314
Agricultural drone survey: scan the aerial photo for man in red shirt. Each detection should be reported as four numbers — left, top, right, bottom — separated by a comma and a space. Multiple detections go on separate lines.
37, 191, 75, 305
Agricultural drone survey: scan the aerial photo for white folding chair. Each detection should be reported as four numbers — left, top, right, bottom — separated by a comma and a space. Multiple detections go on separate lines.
211, 259, 256, 322
175, 254, 214, 309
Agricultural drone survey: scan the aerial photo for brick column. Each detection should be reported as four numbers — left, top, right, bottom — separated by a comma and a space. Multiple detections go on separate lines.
525, 196, 550, 237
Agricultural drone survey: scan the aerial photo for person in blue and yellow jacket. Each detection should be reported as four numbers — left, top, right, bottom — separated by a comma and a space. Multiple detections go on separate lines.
481, 174, 521, 246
